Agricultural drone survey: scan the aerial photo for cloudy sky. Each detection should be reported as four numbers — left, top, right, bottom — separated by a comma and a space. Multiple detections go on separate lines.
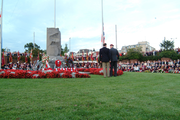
2, 0, 180, 53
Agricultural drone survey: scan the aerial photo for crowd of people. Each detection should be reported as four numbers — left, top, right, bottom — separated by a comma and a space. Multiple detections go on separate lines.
74, 62, 100, 68
119, 59, 180, 73
2, 46, 180, 74
3, 62, 33, 70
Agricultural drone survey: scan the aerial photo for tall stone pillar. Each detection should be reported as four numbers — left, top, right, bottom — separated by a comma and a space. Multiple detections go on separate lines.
47, 28, 61, 56
47, 28, 64, 69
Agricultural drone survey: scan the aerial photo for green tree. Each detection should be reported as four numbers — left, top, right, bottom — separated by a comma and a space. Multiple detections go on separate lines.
43, 50, 46, 54
24, 42, 46, 58
32, 48, 45, 57
64, 44, 69, 54
24, 42, 40, 52
126, 47, 143, 60
160, 40, 174, 51
159, 50, 177, 60
2, 48, 5, 52
61, 45, 64, 56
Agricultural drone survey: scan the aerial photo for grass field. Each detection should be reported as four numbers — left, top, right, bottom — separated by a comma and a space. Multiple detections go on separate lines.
1, 72, 180, 120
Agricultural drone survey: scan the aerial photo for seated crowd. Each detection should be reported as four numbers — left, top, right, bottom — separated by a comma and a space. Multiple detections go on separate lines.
119, 59, 180, 73
2, 61, 100, 70
3, 62, 33, 70
74, 62, 100, 68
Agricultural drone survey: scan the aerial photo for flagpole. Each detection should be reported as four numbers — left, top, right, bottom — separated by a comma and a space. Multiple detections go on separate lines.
54, 0, 56, 28
0, 0, 3, 69
101, 0, 104, 47
115, 25, 117, 49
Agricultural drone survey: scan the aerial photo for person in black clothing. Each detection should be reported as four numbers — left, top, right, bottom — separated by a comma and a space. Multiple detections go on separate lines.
99, 43, 111, 77
76, 63, 80, 68
110, 44, 119, 77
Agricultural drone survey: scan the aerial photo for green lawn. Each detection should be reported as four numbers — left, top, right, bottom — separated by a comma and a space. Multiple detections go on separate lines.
1, 72, 180, 120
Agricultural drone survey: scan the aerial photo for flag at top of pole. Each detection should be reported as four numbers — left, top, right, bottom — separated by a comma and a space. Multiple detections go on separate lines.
101, 23, 105, 46
101, 0, 105, 47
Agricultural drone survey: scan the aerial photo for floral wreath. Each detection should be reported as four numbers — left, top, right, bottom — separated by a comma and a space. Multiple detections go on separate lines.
65, 57, 74, 68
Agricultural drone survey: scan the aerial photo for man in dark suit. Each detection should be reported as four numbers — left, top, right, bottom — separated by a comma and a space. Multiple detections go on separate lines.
99, 43, 111, 77
110, 44, 119, 77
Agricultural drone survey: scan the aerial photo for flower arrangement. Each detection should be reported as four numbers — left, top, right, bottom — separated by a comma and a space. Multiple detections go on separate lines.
75, 72, 90, 78
0, 69, 90, 79
42, 54, 49, 66
65, 57, 74, 68
0, 68, 122, 79
77, 68, 123, 76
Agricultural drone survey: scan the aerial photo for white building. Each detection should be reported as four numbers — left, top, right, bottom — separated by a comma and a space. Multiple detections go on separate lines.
119, 41, 156, 54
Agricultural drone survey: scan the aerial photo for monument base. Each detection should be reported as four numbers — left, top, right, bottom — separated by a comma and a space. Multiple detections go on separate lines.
49, 56, 66, 69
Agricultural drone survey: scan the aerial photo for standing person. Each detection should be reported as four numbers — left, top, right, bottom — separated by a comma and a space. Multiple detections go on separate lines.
99, 43, 111, 77
110, 44, 119, 77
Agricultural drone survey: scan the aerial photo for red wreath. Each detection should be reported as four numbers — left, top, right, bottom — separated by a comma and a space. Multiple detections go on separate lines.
55, 60, 61, 67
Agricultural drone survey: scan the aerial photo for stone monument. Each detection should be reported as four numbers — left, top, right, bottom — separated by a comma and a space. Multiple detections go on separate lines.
47, 28, 61, 56
47, 28, 65, 69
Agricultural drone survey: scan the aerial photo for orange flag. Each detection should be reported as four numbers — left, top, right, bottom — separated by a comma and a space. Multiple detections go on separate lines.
9, 52, 13, 63
71, 52, 74, 61
2, 52, 5, 67
82, 52, 84, 61
17, 51, 21, 62
86, 52, 88, 61
91, 53, 94, 61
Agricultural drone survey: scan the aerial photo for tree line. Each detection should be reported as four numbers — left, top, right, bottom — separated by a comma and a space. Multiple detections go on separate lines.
120, 39, 180, 61
2, 42, 69, 57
